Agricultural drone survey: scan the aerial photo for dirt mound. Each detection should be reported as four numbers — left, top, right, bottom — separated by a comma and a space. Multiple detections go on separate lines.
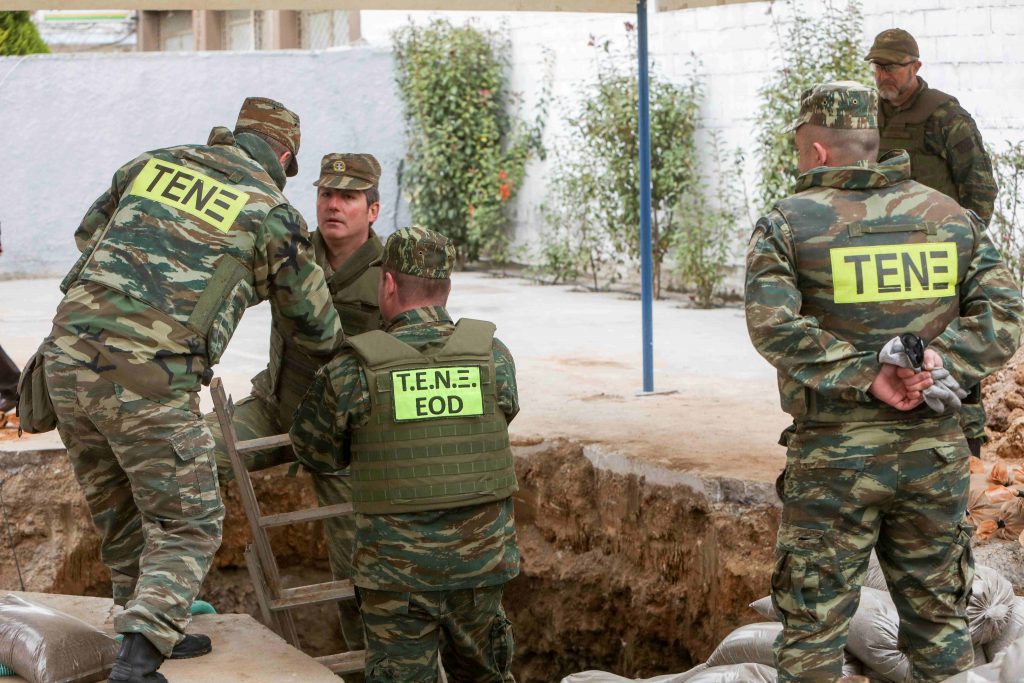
984, 345, 1024, 460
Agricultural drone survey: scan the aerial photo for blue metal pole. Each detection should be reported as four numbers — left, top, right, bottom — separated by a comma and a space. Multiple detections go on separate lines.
637, 0, 654, 393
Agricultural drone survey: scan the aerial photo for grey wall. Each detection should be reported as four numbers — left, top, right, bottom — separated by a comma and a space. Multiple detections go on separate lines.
0, 48, 409, 278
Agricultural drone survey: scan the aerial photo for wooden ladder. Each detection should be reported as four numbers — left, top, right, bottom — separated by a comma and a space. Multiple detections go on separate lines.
210, 377, 366, 677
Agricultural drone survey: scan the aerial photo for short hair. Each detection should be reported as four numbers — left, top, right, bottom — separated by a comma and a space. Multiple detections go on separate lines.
249, 130, 292, 165
384, 266, 451, 306
801, 124, 880, 166
364, 186, 380, 227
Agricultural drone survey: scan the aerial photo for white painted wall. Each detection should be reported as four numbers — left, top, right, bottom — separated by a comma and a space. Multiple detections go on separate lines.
2, 1, 1022, 280
361, 0, 1024, 273
0, 47, 409, 278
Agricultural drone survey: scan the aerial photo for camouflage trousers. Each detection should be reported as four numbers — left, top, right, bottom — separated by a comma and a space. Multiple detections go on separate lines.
204, 390, 364, 650
960, 396, 987, 456
773, 445, 974, 682
43, 347, 223, 658
357, 584, 515, 683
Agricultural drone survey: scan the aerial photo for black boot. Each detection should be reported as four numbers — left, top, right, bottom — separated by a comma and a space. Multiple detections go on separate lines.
108, 633, 167, 683
170, 633, 212, 659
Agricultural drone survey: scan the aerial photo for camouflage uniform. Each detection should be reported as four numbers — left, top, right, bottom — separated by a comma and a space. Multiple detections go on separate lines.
44, 97, 342, 658
290, 228, 520, 683
746, 83, 1024, 682
868, 29, 999, 454
206, 153, 383, 650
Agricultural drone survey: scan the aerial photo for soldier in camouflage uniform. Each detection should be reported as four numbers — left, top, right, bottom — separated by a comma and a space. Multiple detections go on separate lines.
43, 97, 342, 683
746, 82, 1024, 682
867, 28, 1000, 457
206, 152, 384, 651
290, 227, 519, 683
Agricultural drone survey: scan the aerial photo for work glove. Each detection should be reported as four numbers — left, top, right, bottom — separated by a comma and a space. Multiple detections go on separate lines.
922, 367, 968, 413
878, 336, 915, 369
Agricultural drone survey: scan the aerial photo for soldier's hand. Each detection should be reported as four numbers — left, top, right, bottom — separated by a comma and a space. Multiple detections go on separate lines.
870, 364, 924, 411
895, 366, 934, 393
922, 348, 943, 371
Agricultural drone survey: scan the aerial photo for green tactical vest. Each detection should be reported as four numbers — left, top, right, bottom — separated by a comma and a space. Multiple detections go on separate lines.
775, 179, 974, 424
345, 319, 518, 515
879, 87, 958, 200
262, 231, 382, 414
64, 142, 290, 367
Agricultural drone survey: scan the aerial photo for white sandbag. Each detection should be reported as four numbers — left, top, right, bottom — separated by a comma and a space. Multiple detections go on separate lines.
705, 622, 780, 668
865, 551, 888, 592
846, 587, 911, 683
969, 565, 1015, 646
843, 650, 865, 676
662, 664, 708, 683
749, 596, 778, 621
560, 671, 682, 683
984, 597, 1024, 660
671, 663, 776, 683
975, 642, 988, 666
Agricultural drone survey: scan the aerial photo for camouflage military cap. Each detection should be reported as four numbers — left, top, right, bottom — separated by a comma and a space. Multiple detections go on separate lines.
234, 96, 301, 177
371, 227, 455, 279
789, 81, 878, 132
865, 28, 920, 64
313, 153, 381, 191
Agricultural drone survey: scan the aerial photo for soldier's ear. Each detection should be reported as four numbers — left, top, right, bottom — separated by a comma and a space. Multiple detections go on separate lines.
278, 150, 293, 172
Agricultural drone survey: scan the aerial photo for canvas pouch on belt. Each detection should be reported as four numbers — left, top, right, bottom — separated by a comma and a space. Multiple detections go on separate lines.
16, 344, 56, 435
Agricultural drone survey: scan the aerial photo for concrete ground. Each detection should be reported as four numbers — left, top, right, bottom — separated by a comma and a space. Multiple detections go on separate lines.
2, 592, 339, 682
0, 273, 789, 482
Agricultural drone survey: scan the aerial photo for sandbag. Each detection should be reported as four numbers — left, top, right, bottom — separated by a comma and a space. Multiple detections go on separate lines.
843, 650, 865, 676
560, 671, 681, 683
0, 594, 119, 683
846, 587, 910, 683
672, 663, 776, 683
939, 633, 1024, 682
749, 596, 777, 621
705, 622, 780, 668
984, 597, 1024, 660
864, 551, 888, 592
968, 565, 1015, 645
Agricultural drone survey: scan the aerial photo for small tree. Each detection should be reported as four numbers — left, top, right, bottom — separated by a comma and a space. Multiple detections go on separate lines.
392, 19, 544, 265
541, 31, 701, 298
754, 0, 871, 210
991, 142, 1024, 286
0, 12, 49, 56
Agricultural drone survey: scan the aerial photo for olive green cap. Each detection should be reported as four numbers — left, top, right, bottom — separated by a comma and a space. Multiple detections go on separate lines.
234, 96, 301, 177
371, 227, 455, 279
313, 153, 381, 191
789, 81, 878, 132
865, 28, 920, 65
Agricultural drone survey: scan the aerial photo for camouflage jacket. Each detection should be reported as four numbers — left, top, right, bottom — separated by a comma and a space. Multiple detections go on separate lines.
879, 78, 997, 224
50, 128, 342, 409
746, 151, 1024, 461
252, 228, 382, 416
290, 305, 520, 591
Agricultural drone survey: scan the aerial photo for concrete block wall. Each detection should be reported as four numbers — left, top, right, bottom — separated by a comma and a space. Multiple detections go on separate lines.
0, 48, 410, 278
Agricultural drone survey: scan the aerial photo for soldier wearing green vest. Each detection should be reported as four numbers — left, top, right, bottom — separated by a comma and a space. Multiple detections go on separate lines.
42, 97, 343, 683
290, 227, 520, 683
867, 28, 999, 458
746, 82, 1023, 682
206, 152, 384, 651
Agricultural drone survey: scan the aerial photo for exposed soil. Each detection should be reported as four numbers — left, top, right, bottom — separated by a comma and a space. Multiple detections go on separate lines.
0, 436, 779, 682
982, 344, 1024, 461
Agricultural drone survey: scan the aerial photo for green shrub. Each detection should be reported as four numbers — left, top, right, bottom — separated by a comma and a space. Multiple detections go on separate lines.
0, 12, 49, 56
991, 141, 1024, 286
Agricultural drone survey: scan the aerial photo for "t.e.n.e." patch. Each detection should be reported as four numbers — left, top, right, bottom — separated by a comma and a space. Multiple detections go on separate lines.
391, 366, 484, 421
830, 242, 958, 303
129, 158, 250, 233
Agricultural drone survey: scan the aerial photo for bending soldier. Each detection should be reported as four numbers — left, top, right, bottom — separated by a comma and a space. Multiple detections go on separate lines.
44, 97, 342, 683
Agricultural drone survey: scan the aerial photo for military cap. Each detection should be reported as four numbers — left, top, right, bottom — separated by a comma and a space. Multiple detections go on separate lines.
371, 227, 455, 279
865, 28, 920, 65
313, 153, 381, 191
789, 81, 878, 132
234, 96, 301, 177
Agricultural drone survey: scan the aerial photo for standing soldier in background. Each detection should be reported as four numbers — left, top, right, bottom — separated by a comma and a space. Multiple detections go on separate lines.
746, 82, 1023, 681
0, 227, 20, 421
291, 227, 520, 683
42, 97, 342, 683
207, 152, 384, 654
867, 27, 1000, 457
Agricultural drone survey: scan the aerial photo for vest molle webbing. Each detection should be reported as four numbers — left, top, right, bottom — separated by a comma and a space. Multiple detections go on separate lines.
346, 319, 517, 515
879, 88, 957, 199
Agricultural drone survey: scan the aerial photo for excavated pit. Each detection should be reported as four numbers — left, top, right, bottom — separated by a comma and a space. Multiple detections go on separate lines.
0, 434, 779, 681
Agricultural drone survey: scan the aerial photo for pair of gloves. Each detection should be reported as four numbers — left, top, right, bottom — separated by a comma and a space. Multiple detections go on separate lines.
878, 335, 968, 413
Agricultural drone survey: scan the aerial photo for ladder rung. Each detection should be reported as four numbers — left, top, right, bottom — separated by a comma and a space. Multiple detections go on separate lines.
316, 650, 367, 675
259, 503, 354, 528
271, 580, 355, 610
237, 433, 293, 454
